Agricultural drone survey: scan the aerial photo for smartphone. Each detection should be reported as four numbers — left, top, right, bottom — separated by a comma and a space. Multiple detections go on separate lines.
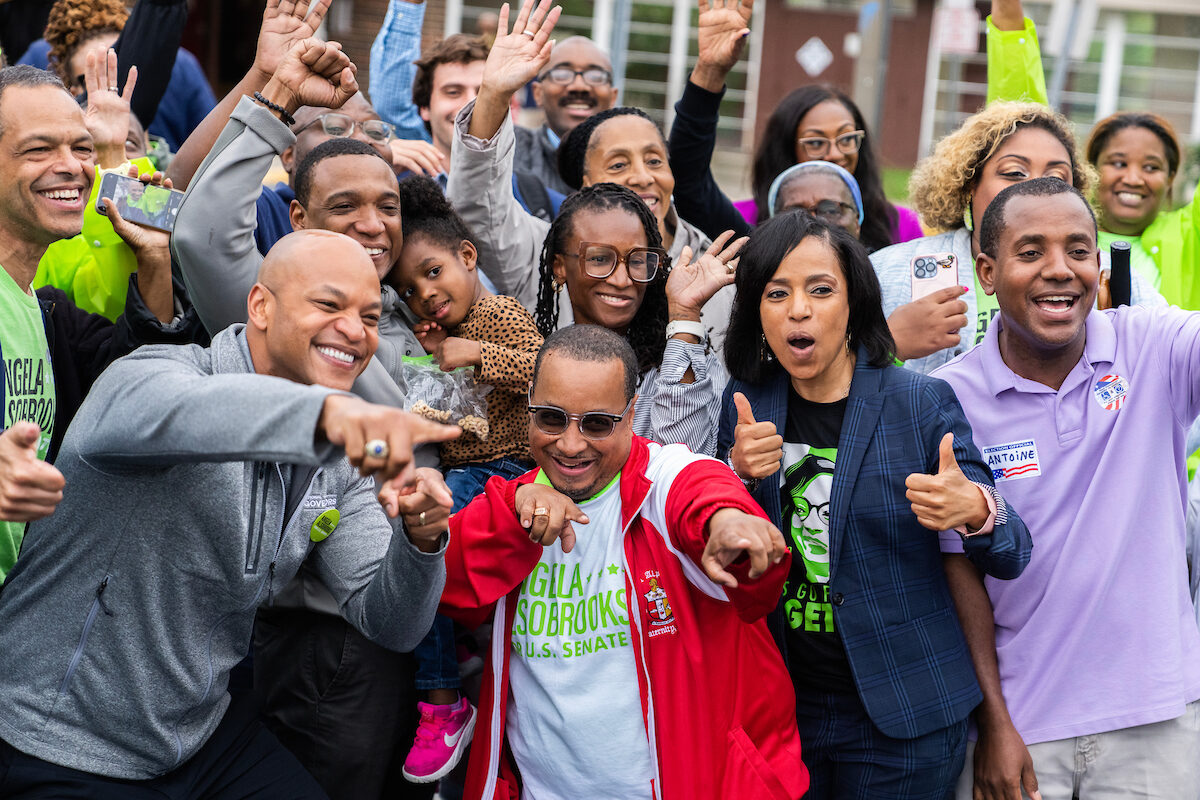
95, 172, 184, 233
910, 252, 960, 300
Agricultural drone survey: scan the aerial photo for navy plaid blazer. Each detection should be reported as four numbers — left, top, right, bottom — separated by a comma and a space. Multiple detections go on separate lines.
718, 355, 1031, 739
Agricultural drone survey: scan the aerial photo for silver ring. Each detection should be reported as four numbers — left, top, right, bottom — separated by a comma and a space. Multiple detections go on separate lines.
365, 439, 389, 459
521, 29, 537, 38
108, 85, 119, 92
419, 511, 427, 525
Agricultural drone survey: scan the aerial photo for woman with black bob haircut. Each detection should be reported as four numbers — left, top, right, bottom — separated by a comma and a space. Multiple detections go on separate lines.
718, 209, 1031, 799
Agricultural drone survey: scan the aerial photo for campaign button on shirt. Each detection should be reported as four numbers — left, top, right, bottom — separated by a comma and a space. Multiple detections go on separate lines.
1093, 374, 1129, 411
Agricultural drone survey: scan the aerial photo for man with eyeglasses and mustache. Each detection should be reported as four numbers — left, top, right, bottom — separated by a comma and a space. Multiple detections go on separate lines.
393, 324, 810, 800
514, 36, 619, 195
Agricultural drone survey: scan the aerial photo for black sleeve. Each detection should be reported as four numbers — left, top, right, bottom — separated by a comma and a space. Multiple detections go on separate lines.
667, 80, 753, 240
113, 0, 188, 130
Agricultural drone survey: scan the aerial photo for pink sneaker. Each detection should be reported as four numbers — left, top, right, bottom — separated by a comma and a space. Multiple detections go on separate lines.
402, 697, 477, 783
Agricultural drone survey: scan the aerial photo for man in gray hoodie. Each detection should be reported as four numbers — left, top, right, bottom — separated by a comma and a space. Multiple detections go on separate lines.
0, 228, 458, 798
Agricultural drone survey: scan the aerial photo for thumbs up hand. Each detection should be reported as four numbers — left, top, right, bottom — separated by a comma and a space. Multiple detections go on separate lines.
729, 392, 783, 482
904, 432, 990, 532
0, 422, 66, 522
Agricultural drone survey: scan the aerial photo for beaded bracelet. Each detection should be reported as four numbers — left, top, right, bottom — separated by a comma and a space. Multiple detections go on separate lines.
252, 92, 296, 127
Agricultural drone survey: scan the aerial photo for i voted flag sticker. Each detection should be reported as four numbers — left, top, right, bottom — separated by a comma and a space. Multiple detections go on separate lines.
982, 439, 1041, 482
1093, 374, 1128, 411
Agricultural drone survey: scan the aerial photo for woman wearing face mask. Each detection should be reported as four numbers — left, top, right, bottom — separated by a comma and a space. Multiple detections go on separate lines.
869, 101, 1164, 375
718, 210, 1030, 799
446, 0, 740, 359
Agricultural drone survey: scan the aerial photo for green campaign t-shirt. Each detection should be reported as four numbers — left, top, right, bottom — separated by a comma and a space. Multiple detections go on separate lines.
780, 391, 853, 694
0, 267, 55, 581
972, 254, 1000, 346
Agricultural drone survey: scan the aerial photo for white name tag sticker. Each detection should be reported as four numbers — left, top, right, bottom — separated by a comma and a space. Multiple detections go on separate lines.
982, 439, 1041, 482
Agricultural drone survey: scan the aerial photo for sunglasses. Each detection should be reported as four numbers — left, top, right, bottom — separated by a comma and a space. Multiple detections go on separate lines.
527, 394, 635, 440
294, 113, 395, 144
563, 242, 668, 283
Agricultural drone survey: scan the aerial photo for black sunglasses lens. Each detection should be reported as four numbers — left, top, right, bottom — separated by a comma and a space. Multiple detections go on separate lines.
534, 408, 568, 434
579, 414, 616, 438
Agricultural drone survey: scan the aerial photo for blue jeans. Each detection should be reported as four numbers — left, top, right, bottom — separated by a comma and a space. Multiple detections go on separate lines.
796, 689, 966, 800
412, 457, 535, 692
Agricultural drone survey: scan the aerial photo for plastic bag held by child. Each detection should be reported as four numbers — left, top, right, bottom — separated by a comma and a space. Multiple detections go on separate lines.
399, 355, 493, 440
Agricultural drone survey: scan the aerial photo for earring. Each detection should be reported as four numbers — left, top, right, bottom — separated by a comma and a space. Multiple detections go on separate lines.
760, 334, 775, 362
845, 333, 852, 356
963, 204, 974, 232
553, 280, 563, 295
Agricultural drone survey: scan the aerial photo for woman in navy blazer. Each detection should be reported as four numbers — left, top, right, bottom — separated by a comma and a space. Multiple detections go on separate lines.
716, 211, 1031, 799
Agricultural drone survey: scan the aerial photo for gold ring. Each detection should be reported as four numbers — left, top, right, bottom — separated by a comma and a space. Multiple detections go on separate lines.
533, 506, 549, 517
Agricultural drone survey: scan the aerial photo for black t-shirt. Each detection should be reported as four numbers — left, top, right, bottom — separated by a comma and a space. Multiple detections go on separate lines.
780, 390, 854, 694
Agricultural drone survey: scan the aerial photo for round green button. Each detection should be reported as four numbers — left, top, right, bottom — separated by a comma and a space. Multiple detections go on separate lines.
310, 509, 340, 542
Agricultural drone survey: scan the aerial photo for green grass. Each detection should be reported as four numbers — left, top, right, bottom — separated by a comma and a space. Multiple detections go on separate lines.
882, 167, 912, 205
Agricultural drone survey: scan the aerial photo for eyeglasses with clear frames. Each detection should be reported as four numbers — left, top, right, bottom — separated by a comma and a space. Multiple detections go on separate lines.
294, 113, 395, 144
527, 395, 635, 440
563, 242, 668, 283
795, 130, 866, 160
537, 67, 613, 86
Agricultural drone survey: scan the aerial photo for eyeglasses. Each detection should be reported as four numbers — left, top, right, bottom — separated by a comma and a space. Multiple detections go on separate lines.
537, 67, 614, 86
528, 395, 635, 440
563, 242, 668, 283
795, 500, 831, 527
294, 113, 395, 144
796, 130, 866, 160
793, 200, 858, 226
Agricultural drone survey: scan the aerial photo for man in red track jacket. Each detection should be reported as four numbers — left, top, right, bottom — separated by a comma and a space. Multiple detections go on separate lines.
394, 325, 808, 800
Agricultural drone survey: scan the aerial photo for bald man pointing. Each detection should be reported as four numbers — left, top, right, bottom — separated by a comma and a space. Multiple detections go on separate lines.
0, 230, 459, 799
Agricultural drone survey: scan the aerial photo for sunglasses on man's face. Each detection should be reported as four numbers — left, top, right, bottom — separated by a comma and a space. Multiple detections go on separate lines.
527, 395, 635, 440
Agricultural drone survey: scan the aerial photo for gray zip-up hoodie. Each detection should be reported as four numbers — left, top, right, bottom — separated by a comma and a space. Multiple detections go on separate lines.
0, 326, 445, 780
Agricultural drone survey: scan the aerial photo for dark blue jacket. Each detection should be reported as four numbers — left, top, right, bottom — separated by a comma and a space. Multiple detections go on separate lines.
718, 354, 1031, 739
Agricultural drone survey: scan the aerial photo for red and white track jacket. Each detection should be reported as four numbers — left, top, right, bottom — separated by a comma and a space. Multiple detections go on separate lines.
440, 436, 809, 800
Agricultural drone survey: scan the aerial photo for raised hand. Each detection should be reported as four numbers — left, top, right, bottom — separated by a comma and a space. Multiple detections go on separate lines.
83, 48, 137, 169
887, 285, 969, 361
0, 422, 65, 522
701, 506, 786, 588
263, 38, 359, 116
904, 432, 990, 532
666, 229, 746, 323
470, 0, 562, 139
514, 482, 590, 553
253, 0, 334, 83
729, 391, 782, 481
482, 0, 562, 98
696, 0, 753, 82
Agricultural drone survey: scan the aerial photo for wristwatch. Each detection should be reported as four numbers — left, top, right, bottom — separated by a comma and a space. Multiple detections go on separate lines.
665, 319, 706, 342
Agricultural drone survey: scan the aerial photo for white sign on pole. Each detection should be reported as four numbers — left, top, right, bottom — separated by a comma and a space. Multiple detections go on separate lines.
796, 36, 834, 77
934, 5, 981, 55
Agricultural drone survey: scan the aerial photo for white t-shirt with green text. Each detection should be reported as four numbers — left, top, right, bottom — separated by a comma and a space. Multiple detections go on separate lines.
505, 474, 654, 800
0, 268, 55, 582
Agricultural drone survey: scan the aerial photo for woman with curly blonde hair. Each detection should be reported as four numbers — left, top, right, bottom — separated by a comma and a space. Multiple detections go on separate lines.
869, 100, 1162, 374
44, 0, 127, 94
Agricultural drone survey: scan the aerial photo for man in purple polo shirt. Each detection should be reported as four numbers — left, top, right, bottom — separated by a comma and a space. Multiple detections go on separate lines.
934, 177, 1200, 800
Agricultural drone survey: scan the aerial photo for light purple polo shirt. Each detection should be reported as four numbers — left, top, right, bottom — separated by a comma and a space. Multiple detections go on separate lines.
933, 306, 1200, 744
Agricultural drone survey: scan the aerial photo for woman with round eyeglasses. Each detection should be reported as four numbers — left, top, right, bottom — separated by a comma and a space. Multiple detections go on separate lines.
530, 181, 742, 456
447, 0, 739, 352
718, 209, 1030, 800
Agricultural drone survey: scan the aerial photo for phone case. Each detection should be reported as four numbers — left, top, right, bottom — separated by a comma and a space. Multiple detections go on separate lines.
95, 172, 184, 233
910, 252, 960, 300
